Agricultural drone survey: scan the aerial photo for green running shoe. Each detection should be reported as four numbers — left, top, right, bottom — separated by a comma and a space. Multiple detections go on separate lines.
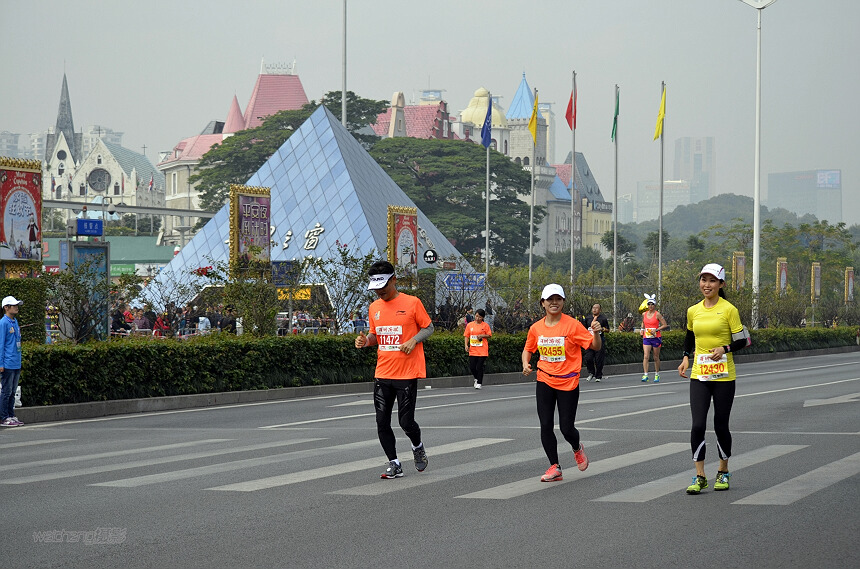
714, 471, 731, 491
686, 475, 708, 494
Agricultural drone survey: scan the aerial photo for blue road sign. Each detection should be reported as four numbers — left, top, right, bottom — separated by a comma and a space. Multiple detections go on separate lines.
443, 272, 486, 291
77, 219, 103, 236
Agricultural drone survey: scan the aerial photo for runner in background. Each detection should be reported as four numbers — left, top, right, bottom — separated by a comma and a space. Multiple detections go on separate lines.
522, 284, 603, 482
464, 309, 492, 389
641, 296, 668, 382
678, 263, 749, 495
580, 303, 610, 382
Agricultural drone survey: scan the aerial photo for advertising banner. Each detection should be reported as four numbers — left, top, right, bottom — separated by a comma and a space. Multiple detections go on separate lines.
811, 262, 821, 303
732, 251, 746, 291
846, 267, 854, 303
229, 184, 271, 269
0, 157, 42, 261
776, 257, 788, 295
387, 205, 418, 278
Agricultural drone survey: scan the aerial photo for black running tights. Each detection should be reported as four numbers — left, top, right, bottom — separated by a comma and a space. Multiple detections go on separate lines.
535, 380, 581, 466
468, 355, 487, 384
689, 379, 736, 462
374, 378, 421, 461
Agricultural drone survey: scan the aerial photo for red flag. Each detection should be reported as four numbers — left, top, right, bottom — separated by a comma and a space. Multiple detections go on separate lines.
148, 174, 153, 192
565, 86, 577, 130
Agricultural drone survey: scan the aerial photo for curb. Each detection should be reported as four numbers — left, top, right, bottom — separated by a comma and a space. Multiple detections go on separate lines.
13, 345, 858, 424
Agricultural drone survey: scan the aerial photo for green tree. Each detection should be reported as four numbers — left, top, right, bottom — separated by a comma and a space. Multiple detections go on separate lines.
307, 241, 378, 334
644, 230, 670, 261
370, 137, 542, 265
600, 230, 637, 256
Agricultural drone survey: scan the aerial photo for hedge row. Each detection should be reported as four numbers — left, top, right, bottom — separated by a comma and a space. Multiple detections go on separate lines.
21, 327, 858, 406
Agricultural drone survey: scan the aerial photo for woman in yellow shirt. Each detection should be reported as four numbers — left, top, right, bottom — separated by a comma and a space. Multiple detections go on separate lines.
678, 263, 748, 494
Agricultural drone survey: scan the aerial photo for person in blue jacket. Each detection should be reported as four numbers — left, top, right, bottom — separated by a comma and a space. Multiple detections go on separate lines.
0, 296, 24, 427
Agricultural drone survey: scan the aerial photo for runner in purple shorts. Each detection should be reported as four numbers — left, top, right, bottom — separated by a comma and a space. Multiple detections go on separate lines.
640, 296, 668, 382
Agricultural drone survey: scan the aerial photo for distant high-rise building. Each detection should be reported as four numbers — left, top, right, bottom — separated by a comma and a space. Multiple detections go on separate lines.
0, 131, 21, 158
767, 169, 842, 223
673, 137, 715, 202
636, 180, 693, 222
81, 126, 124, 158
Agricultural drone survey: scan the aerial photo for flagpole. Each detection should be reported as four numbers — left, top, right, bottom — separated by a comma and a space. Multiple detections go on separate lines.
528, 87, 537, 300
612, 84, 619, 331
485, 92, 491, 276
570, 71, 576, 288
658, 81, 665, 304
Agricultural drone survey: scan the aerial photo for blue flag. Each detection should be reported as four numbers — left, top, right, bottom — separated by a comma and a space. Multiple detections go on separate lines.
480, 96, 493, 149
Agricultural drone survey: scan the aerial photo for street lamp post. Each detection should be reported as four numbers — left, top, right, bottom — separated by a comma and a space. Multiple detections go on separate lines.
739, 0, 779, 329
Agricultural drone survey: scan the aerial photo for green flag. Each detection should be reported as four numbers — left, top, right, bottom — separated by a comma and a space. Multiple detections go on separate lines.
611, 86, 619, 142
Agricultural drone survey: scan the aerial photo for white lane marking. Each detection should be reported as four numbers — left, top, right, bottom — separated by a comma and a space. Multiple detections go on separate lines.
0, 439, 74, 450
457, 442, 685, 500
594, 444, 806, 503
206, 438, 511, 492
91, 438, 375, 488
803, 392, 860, 407
1, 440, 308, 484
331, 448, 556, 497
3, 439, 231, 470
330, 392, 465, 407
733, 451, 860, 506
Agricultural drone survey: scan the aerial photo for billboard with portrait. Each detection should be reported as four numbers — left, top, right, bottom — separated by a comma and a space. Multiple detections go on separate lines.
387, 205, 418, 278
0, 157, 42, 261
229, 184, 271, 269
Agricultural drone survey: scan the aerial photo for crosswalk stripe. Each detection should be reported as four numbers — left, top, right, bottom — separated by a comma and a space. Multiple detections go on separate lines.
3, 439, 231, 470
457, 442, 685, 500
594, 444, 807, 503
330, 448, 550, 496
2, 439, 317, 485
0, 439, 74, 450
733, 451, 860, 506
91, 438, 375, 488
207, 438, 511, 492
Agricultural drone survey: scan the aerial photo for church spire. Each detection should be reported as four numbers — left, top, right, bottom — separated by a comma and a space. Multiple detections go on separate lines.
55, 73, 79, 162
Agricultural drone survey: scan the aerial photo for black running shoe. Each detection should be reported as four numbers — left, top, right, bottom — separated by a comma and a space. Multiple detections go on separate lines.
412, 445, 428, 472
381, 460, 404, 479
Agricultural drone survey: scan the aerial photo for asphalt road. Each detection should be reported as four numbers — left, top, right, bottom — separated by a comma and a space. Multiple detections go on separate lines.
3, 351, 858, 569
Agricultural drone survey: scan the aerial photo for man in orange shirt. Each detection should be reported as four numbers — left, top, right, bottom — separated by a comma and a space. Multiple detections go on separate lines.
355, 261, 434, 479
464, 309, 492, 389
522, 284, 603, 482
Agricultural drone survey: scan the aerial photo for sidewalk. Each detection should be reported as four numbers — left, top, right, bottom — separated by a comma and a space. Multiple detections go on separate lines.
14, 345, 857, 424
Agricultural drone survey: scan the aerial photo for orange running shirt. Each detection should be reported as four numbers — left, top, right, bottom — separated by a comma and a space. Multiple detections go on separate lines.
525, 314, 594, 391
642, 311, 661, 339
464, 321, 492, 357
369, 293, 432, 380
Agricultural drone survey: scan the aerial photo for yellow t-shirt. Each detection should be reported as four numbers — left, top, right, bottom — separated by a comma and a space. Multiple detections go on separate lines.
686, 297, 744, 382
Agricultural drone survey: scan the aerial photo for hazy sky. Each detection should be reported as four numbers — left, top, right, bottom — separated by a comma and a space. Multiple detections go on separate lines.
2, 0, 857, 225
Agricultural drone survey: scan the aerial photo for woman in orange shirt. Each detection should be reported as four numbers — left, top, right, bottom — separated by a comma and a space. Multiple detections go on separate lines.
522, 284, 603, 482
464, 309, 492, 389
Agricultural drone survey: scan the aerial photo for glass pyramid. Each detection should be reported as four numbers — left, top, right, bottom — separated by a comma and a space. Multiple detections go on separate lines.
145, 105, 467, 305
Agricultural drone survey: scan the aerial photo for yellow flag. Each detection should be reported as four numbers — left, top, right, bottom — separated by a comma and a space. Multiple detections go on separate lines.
528, 91, 539, 145
653, 86, 666, 141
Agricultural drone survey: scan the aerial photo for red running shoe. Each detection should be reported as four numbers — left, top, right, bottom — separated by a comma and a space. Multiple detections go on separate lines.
574, 444, 589, 471
540, 463, 563, 482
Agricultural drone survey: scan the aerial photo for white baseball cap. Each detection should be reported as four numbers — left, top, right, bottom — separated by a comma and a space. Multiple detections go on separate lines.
540, 283, 566, 300
367, 273, 394, 290
2, 296, 23, 307
699, 263, 726, 281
